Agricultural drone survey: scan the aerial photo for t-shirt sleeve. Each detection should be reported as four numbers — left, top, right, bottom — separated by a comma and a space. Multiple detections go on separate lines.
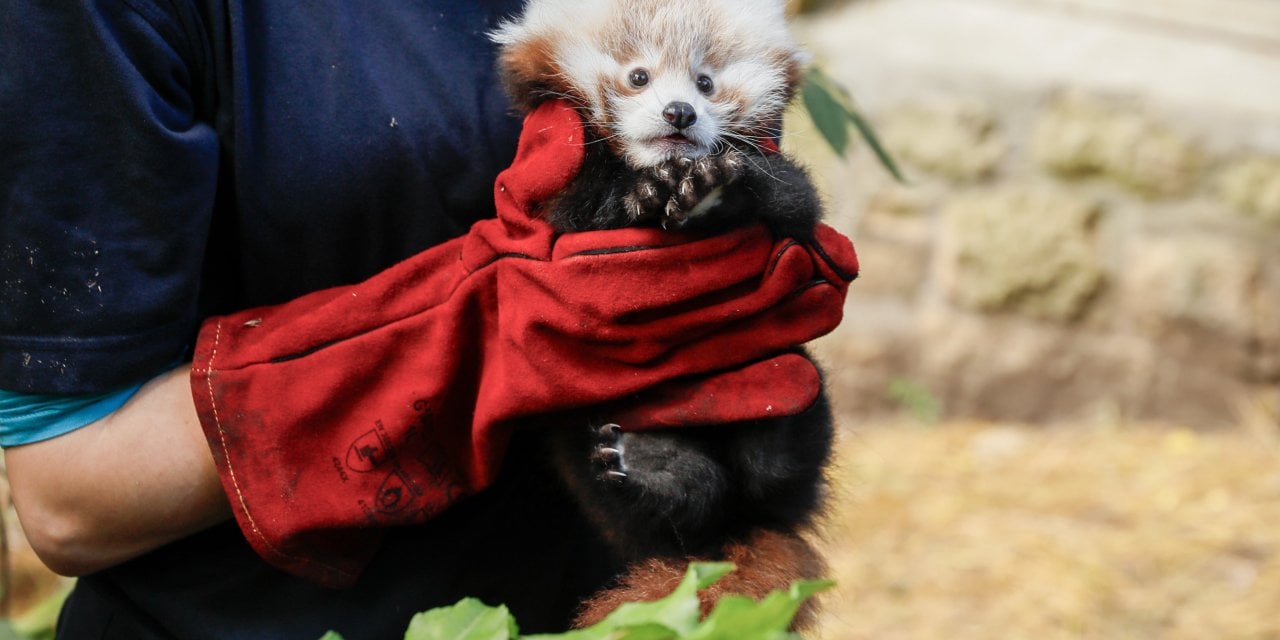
0, 383, 144, 447
0, 0, 218, 394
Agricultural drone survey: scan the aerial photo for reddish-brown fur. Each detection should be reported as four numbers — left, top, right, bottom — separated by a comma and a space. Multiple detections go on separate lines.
572, 529, 828, 630
497, 35, 565, 111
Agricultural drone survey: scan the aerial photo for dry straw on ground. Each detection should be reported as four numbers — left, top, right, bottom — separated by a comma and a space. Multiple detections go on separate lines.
815, 421, 1280, 640
5, 420, 1279, 638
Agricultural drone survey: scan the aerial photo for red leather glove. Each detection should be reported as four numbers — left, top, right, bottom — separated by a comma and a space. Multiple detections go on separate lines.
190, 100, 857, 587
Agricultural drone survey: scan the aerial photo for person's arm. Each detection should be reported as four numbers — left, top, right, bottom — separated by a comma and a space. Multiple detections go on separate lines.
1, 3, 223, 574
4, 365, 230, 576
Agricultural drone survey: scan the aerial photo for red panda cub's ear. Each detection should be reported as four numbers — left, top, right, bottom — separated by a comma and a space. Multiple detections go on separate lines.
776, 46, 810, 104
496, 35, 564, 112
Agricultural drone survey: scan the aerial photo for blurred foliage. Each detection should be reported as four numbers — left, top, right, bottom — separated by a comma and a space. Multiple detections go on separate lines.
788, 0, 855, 16
4, 582, 66, 640
0, 580, 66, 640
801, 67, 905, 182
886, 377, 942, 423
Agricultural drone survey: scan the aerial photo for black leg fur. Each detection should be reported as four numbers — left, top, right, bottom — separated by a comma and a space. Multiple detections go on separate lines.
548, 424, 732, 559
543, 134, 835, 574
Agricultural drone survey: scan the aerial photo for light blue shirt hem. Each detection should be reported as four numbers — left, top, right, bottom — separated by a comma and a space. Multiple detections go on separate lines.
0, 383, 145, 447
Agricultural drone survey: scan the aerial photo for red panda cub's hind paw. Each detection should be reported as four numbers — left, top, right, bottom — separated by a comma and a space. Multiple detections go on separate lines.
590, 423, 627, 483
573, 422, 732, 558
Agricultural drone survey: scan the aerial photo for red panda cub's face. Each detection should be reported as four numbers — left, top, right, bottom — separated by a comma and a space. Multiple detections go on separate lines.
492, 0, 807, 168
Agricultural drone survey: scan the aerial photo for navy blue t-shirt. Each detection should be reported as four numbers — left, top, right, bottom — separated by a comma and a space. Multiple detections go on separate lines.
1, 0, 525, 393
1, 1, 620, 637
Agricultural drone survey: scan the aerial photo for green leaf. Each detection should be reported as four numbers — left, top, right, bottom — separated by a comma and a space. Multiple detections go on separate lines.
576, 562, 734, 638
0, 620, 25, 640
324, 562, 830, 640
520, 628, 594, 640
611, 623, 679, 640
801, 74, 850, 157
788, 578, 836, 603
529, 622, 682, 640
521, 624, 616, 640
686, 579, 834, 640
688, 562, 736, 591
403, 598, 518, 640
802, 66, 906, 183
844, 104, 907, 183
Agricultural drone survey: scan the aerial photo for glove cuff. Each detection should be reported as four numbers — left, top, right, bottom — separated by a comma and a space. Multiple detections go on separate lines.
192, 316, 385, 587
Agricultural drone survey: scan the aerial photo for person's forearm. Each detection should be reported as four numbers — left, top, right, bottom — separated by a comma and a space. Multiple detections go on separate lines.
4, 365, 230, 576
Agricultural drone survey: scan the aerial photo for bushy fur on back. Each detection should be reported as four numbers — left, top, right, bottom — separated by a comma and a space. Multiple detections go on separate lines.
492, 0, 807, 167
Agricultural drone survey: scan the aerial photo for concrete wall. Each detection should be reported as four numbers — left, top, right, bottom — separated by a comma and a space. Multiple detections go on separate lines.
794, 0, 1280, 427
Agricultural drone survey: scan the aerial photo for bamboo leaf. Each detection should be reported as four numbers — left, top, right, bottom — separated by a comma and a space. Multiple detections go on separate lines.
801, 66, 906, 183
801, 73, 851, 157
843, 104, 907, 183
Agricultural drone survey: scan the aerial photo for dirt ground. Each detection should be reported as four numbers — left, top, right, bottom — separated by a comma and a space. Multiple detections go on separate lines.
813, 420, 1280, 640
5, 420, 1279, 639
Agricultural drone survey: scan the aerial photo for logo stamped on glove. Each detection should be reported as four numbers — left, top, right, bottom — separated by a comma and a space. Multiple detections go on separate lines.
339, 398, 468, 525
345, 428, 391, 473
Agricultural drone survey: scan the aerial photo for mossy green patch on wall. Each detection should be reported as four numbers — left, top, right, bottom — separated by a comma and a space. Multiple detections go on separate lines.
796, 0, 1280, 426
1033, 94, 1201, 197
1218, 155, 1280, 225
942, 187, 1105, 321
881, 102, 1005, 183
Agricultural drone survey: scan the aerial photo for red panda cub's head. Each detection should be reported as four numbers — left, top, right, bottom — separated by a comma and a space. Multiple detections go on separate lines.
491, 0, 808, 169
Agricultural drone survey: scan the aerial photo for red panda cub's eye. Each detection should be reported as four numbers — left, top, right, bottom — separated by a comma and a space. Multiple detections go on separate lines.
696, 75, 714, 95
628, 68, 650, 88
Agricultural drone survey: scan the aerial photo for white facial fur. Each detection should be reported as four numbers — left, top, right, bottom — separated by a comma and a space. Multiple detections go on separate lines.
491, 0, 808, 168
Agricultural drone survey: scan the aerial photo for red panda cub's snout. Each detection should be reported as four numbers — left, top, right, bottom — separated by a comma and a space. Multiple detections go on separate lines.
491, 0, 808, 169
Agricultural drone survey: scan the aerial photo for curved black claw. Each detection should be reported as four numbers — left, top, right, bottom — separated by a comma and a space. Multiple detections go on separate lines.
593, 446, 622, 465
592, 423, 628, 483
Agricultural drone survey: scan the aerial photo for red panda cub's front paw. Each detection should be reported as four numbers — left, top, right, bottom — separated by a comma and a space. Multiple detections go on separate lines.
622, 169, 672, 226
620, 152, 745, 230
663, 151, 745, 229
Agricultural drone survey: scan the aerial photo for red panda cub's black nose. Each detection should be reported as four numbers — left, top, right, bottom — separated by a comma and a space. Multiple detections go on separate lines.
662, 101, 697, 130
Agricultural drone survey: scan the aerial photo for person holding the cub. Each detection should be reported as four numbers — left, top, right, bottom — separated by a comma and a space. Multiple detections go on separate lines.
0, 1, 854, 638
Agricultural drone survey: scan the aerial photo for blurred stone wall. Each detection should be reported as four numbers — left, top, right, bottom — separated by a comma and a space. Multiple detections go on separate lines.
793, 0, 1280, 427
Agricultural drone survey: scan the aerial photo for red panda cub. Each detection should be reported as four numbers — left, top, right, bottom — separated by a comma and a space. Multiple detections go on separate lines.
492, 0, 834, 627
